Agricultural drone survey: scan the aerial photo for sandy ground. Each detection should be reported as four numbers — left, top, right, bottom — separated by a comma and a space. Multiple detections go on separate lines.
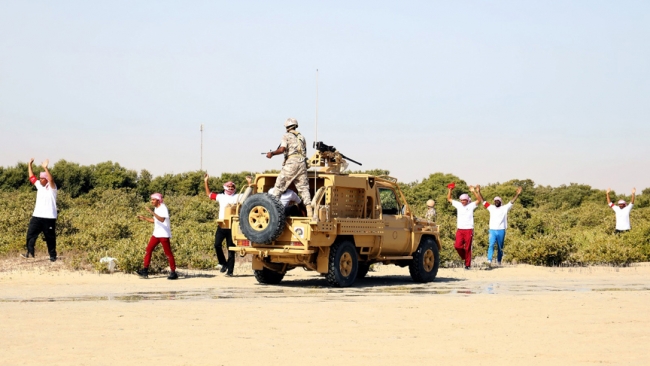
1, 260, 649, 365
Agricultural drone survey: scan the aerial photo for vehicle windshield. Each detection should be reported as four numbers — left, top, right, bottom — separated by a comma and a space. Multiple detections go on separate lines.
379, 188, 401, 215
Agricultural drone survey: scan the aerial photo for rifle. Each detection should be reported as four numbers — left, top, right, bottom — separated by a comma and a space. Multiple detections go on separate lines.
261, 145, 281, 155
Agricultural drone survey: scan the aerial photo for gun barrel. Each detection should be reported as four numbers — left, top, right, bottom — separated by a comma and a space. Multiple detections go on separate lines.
340, 153, 362, 166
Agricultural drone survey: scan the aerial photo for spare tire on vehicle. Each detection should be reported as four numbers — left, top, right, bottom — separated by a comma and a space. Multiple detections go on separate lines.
239, 193, 286, 244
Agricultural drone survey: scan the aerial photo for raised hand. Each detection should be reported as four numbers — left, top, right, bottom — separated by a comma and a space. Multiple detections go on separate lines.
516, 186, 523, 194
632, 187, 636, 194
606, 187, 611, 194
29, 158, 35, 164
41, 159, 49, 169
469, 185, 475, 192
245, 175, 253, 185
204, 173, 209, 182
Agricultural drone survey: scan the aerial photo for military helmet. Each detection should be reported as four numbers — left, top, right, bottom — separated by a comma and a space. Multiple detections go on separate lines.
284, 118, 298, 129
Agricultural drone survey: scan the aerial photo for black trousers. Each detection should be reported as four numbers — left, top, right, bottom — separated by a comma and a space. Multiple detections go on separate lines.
214, 227, 235, 273
26, 216, 57, 258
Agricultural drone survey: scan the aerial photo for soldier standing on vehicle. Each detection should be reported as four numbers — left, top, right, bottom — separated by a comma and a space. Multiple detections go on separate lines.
204, 174, 253, 276
606, 187, 636, 234
266, 118, 313, 218
447, 185, 482, 270
482, 187, 522, 267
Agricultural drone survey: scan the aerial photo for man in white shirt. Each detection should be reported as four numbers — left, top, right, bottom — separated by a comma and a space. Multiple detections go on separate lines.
606, 187, 636, 234
269, 188, 303, 216
482, 187, 522, 266
136, 193, 177, 280
204, 174, 252, 276
447, 184, 482, 269
23, 158, 58, 261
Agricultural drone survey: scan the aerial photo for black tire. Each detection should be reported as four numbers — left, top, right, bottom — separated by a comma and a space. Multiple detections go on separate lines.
409, 237, 440, 283
254, 267, 285, 285
239, 193, 286, 244
356, 263, 370, 279
326, 240, 358, 287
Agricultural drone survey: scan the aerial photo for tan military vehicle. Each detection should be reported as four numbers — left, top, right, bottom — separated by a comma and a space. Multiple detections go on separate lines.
228, 142, 441, 287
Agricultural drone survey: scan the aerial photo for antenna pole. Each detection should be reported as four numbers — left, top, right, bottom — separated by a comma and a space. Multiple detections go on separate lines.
200, 124, 204, 171
314, 69, 319, 199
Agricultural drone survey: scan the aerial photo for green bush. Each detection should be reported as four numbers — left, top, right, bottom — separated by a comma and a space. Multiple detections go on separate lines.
1, 160, 649, 269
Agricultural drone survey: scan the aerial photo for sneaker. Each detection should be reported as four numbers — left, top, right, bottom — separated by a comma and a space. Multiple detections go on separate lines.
215, 264, 223, 271
49, 257, 57, 262
464, 266, 471, 270
167, 271, 178, 280
219, 265, 228, 273
225, 272, 234, 277
136, 268, 149, 279
20, 253, 32, 259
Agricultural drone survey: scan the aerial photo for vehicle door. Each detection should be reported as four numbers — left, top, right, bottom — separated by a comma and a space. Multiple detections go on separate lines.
379, 187, 411, 255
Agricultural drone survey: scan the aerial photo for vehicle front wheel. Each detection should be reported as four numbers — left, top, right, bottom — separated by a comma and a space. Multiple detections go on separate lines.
409, 237, 440, 283
327, 240, 358, 287
254, 267, 285, 285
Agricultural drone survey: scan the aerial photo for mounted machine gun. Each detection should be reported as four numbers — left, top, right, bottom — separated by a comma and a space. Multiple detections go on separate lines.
308, 141, 362, 174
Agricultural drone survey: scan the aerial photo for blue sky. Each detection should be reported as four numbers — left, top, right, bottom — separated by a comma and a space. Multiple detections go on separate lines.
1, 1, 648, 193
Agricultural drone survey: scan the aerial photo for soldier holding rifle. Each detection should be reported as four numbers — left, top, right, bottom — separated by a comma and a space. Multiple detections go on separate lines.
266, 118, 313, 219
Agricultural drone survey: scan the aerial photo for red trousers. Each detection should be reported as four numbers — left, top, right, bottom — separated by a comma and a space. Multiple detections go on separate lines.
143, 236, 176, 271
454, 229, 473, 267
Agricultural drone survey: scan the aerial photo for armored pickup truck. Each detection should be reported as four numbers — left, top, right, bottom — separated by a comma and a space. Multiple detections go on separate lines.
227, 142, 441, 287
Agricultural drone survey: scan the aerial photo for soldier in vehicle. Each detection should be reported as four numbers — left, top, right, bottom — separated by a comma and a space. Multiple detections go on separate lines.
266, 118, 313, 218
425, 199, 436, 222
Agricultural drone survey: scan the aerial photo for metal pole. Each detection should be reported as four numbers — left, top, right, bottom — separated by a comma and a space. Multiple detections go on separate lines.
314, 69, 318, 198
200, 124, 203, 171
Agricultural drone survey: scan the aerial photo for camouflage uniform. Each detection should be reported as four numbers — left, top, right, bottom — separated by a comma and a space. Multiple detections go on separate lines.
271, 130, 312, 205
425, 207, 436, 221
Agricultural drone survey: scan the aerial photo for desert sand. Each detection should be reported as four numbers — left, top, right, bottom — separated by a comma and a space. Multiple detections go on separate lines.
1, 259, 649, 365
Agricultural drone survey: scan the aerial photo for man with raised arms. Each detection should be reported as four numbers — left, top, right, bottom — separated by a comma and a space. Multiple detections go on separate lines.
23, 158, 58, 261
447, 184, 483, 270
606, 187, 636, 234
482, 187, 522, 267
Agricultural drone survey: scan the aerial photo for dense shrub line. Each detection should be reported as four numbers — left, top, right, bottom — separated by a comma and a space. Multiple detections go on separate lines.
0, 161, 648, 271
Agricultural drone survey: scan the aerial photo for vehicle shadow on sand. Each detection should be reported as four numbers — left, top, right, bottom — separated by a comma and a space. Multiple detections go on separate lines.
274, 274, 465, 289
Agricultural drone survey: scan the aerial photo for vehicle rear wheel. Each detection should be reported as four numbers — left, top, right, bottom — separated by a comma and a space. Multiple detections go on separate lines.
409, 237, 440, 283
327, 240, 358, 287
356, 263, 370, 279
239, 193, 286, 244
254, 267, 285, 285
